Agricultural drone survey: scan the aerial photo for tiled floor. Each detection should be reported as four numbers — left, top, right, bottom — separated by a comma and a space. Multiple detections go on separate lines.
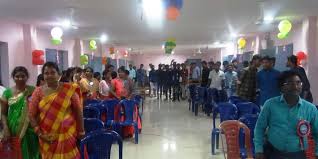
111, 98, 225, 159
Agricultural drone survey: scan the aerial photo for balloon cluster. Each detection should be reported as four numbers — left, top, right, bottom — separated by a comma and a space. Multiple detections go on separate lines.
164, 38, 176, 54
164, 0, 183, 21
51, 27, 63, 45
237, 38, 247, 49
109, 47, 115, 55
277, 20, 292, 39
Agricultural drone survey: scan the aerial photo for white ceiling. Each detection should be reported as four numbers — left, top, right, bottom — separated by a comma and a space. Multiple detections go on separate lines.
0, 0, 318, 52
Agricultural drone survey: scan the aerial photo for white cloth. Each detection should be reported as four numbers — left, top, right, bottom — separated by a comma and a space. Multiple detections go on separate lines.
0, 86, 5, 97
208, 70, 225, 90
99, 80, 110, 96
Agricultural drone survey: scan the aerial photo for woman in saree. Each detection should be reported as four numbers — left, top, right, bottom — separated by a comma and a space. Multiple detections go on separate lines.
0, 66, 40, 159
79, 67, 99, 100
29, 62, 85, 159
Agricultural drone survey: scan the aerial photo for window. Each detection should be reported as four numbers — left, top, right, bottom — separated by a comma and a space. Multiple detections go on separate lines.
45, 49, 68, 71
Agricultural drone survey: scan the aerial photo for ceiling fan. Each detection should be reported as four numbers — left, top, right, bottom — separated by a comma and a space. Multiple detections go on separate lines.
62, 7, 79, 30
254, 0, 273, 25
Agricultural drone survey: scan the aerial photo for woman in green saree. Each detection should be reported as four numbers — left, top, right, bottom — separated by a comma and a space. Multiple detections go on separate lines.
0, 66, 40, 159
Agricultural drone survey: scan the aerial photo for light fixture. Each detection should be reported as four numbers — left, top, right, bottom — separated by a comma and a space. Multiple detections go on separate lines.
213, 41, 221, 45
142, 0, 164, 19
61, 19, 71, 29
100, 34, 108, 43
162, 44, 165, 50
171, 50, 175, 54
264, 15, 274, 24
230, 33, 237, 38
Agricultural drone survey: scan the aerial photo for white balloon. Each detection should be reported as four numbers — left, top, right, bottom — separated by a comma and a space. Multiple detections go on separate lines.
51, 27, 63, 38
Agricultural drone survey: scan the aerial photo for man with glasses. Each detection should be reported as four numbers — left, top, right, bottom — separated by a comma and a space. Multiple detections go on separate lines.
254, 70, 318, 159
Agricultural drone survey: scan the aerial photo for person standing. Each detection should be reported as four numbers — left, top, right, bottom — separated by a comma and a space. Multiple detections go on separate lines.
237, 55, 262, 102
180, 63, 189, 100
99, 70, 112, 100
136, 64, 146, 87
29, 62, 84, 159
257, 56, 281, 106
287, 55, 313, 103
162, 65, 170, 100
128, 64, 136, 82
224, 64, 238, 97
149, 64, 157, 97
208, 62, 225, 102
201, 61, 210, 87
254, 71, 318, 159
171, 63, 181, 101
156, 64, 164, 98
189, 62, 201, 84
0, 66, 40, 159
79, 67, 99, 99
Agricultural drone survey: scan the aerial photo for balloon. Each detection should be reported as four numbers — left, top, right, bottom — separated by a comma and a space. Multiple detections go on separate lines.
32, 50, 44, 65
278, 20, 292, 34
237, 38, 246, 49
89, 40, 97, 51
109, 47, 115, 54
166, 7, 180, 20
102, 57, 107, 65
297, 51, 307, 60
164, 0, 183, 10
51, 38, 62, 45
51, 27, 63, 39
80, 55, 89, 65
277, 32, 288, 39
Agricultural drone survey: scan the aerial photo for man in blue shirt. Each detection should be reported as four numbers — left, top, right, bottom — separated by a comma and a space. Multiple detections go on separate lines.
257, 56, 281, 106
254, 70, 318, 159
136, 64, 146, 87
224, 64, 238, 97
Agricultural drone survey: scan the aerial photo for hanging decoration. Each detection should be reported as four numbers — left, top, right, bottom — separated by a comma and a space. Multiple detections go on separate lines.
80, 54, 89, 65
124, 50, 129, 57
277, 20, 292, 40
50, 27, 63, 45
32, 50, 44, 65
109, 47, 115, 55
296, 51, 307, 65
102, 56, 107, 65
237, 38, 247, 49
163, 0, 183, 21
89, 40, 97, 51
164, 38, 176, 54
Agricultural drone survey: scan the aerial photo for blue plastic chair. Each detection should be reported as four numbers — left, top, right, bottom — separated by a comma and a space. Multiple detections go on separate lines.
211, 102, 238, 155
84, 118, 104, 133
192, 87, 207, 116
102, 100, 120, 126
134, 95, 144, 114
80, 130, 123, 159
239, 114, 259, 158
84, 106, 100, 119
84, 99, 101, 107
119, 99, 139, 144
236, 102, 260, 118
188, 84, 197, 111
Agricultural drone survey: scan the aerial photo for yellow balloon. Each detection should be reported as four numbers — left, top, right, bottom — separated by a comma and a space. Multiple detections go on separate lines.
237, 38, 246, 49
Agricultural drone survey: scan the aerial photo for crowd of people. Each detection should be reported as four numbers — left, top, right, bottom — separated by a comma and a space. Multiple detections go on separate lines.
0, 53, 316, 159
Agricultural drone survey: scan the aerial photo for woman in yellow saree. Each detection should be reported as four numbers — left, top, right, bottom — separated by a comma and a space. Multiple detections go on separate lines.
79, 67, 99, 100
29, 62, 85, 159
0, 66, 40, 159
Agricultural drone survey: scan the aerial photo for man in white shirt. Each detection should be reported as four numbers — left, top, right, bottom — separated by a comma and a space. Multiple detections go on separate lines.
208, 62, 225, 91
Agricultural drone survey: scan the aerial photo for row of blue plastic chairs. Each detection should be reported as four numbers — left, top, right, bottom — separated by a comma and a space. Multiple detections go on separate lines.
83, 96, 144, 144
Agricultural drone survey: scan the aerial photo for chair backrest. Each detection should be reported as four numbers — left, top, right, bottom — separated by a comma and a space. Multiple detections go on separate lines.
80, 130, 123, 159
219, 120, 253, 159
84, 99, 101, 107
188, 84, 197, 99
229, 96, 247, 105
84, 106, 100, 119
236, 102, 260, 118
197, 87, 207, 101
238, 114, 259, 134
134, 95, 143, 106
213, 103, 238, 128
120, 99, 137, 123
102, 99, 119, 121
84, 118, 104, 133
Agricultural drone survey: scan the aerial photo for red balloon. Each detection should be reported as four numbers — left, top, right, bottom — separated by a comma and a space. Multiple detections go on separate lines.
32, 50, 44, 65
167, 7, 180, 20
297, 51, 307, 60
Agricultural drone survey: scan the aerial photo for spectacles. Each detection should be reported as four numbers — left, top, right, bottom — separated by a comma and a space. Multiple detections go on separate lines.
283, 81, 303, 86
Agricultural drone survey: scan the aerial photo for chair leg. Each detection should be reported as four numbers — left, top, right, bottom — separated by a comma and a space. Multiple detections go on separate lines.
216, 132, 219, 149
134, 124, 138, 144
211, 131, 216, 155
